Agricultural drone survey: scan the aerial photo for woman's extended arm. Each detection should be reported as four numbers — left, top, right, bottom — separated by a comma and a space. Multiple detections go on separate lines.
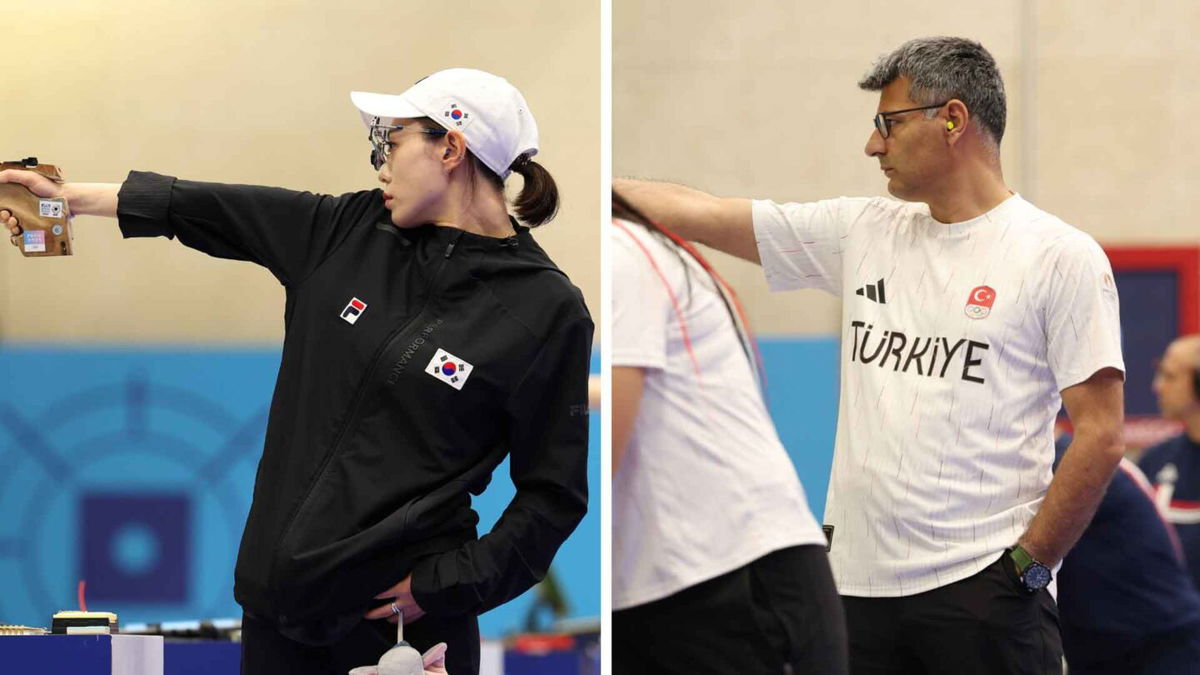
0, 169, 120, 230
3, 169, 376, 287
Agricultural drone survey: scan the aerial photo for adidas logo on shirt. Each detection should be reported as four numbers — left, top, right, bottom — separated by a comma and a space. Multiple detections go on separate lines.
855, 278, 887, 304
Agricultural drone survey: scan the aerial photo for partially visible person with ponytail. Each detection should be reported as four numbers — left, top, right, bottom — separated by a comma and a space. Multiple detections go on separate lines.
1, 68, 592, 675
611, 189, 847, 675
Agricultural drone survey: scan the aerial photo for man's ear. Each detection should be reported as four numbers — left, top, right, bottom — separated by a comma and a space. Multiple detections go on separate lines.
945, 99, 969, 147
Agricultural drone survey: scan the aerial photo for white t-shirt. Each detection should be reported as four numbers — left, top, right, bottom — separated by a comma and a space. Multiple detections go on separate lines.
612, 219, 827, 611
754, 194, 1124, 597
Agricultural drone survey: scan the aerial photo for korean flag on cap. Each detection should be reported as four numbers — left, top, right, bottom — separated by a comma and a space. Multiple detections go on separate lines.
441, 101, 474, 129
426, 348, 474, 390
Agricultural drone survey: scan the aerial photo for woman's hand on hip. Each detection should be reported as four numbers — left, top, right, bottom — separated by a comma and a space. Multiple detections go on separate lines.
365, 574, 427, 625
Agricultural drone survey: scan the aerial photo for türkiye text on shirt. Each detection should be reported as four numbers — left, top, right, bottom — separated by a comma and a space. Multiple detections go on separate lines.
849, 320, 990, 384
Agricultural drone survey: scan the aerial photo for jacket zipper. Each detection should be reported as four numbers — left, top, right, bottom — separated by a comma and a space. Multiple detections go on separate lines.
269, 229, 465, 600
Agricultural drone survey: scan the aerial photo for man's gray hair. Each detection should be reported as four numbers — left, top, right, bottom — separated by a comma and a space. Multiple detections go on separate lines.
859, 37, 1006, 146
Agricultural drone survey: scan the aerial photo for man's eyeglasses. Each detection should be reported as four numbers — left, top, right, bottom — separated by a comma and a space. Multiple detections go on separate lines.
368, 117, 449, 170
872, 102, 949, 139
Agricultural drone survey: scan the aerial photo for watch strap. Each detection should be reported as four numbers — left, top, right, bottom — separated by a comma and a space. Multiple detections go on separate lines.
1009, 545, 1035, 573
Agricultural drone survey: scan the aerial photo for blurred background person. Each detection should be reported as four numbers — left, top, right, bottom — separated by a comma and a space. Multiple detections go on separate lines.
611, 190, 847, 675
1138, 335, 1200, 588
1053, 432, 1200, 673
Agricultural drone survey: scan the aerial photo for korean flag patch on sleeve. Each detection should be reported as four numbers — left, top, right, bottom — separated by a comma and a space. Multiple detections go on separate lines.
426, 348, 474, 390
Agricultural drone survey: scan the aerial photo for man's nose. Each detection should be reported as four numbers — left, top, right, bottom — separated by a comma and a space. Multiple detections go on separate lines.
865, 128, 885, 157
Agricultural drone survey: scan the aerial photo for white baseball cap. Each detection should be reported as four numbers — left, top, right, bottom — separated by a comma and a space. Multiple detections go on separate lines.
351, 68, 539, 179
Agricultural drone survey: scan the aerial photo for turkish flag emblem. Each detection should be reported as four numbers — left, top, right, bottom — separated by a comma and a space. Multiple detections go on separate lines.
965, 285, 996, 319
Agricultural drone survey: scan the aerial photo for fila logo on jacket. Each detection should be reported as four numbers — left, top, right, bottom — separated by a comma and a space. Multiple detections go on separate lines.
341, 297, 368, 324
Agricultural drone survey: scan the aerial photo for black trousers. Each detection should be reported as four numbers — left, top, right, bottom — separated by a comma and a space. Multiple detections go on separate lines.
613, 544, 849, 674
240, 611, 480, 675
843, 554, 1062, 675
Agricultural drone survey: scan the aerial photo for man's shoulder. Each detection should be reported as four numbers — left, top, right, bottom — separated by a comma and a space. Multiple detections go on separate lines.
756, 194, 920, 222
842, 195, 925, 220
1007, 198, 1097, 250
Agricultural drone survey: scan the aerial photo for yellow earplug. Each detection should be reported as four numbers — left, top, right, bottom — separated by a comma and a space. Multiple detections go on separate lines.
946, 121, 955, 130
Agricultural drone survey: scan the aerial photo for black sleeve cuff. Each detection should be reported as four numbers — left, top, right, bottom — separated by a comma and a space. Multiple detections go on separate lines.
117, 170, 177, 239
409, 552, 473, 617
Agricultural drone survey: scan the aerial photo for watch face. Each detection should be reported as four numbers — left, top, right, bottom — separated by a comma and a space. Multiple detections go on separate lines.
1023, 563, 1052, 591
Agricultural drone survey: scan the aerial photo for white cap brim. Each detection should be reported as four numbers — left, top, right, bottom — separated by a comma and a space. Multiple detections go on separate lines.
350, 91, 427, 127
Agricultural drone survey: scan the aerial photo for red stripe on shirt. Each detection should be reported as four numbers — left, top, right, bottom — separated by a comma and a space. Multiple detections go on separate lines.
614, 220, 702, 378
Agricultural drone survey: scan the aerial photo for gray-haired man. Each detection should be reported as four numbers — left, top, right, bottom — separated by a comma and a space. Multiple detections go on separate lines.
616, 36, 1125, 673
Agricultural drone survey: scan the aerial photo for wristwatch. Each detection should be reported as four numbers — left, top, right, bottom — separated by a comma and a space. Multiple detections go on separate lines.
1006, 545, 1052, 594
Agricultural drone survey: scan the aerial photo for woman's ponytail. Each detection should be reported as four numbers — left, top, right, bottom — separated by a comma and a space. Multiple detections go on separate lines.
510, 154, 559, 226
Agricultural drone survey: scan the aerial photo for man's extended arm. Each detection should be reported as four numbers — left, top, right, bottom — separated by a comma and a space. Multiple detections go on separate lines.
1018, 367, 1125, 566
613, 178, 758, 263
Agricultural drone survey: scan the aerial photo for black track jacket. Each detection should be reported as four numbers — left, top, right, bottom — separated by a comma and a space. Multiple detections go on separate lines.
117, 171, 592, 643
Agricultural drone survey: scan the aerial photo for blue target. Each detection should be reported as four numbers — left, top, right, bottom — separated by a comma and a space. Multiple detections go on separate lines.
81, 493, 190, 603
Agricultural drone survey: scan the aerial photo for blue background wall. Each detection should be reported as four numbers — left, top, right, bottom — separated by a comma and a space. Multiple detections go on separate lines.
758, 338, 840, 519
0, 347, 601, 639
